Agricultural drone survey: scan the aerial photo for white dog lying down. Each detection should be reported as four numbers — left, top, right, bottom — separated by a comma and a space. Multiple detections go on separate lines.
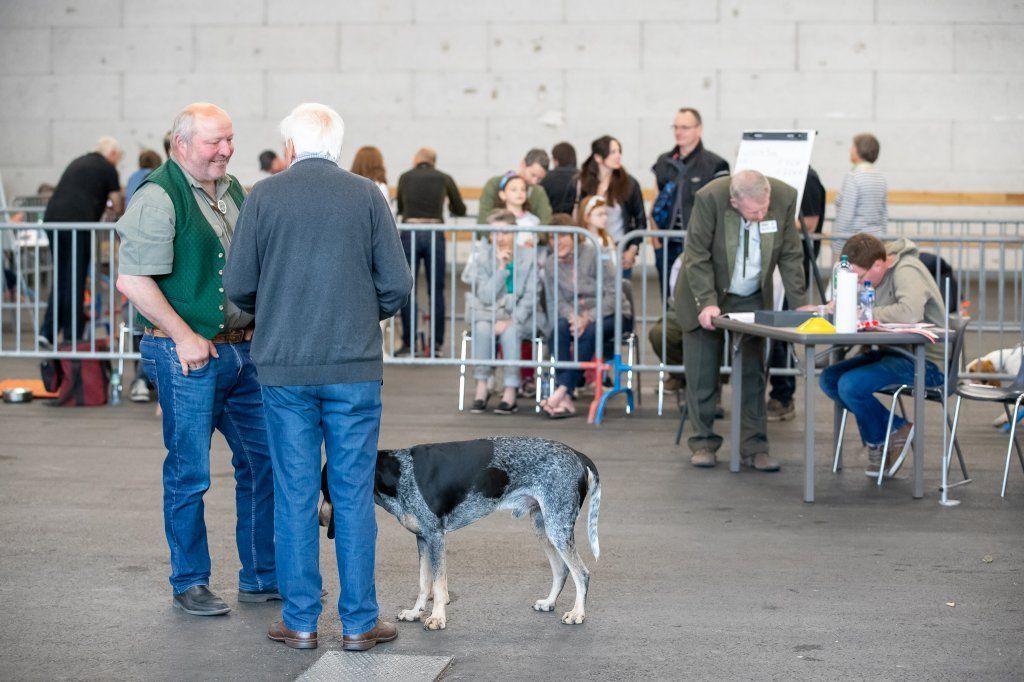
965, 344, 1024, 426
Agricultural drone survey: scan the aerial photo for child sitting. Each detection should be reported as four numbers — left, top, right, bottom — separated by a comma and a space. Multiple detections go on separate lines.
462, 209, 546, 415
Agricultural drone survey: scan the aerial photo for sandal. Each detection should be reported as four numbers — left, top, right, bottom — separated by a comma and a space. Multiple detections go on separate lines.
493, 401, 518, 415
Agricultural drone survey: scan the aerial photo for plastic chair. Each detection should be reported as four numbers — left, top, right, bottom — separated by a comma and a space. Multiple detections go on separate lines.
947, 345, 1024, 497
832, 317, 971, 488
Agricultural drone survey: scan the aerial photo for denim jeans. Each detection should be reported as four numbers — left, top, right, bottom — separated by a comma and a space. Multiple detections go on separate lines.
552, 314, 616, 398
471, 319, 523, 387
139, 335, 276, 594
399, 230, 446, 349
260, 380, 382, 635
819, 350, 944, 447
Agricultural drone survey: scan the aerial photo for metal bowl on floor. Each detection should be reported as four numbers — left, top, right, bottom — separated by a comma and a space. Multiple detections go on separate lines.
2, 387, 33, 404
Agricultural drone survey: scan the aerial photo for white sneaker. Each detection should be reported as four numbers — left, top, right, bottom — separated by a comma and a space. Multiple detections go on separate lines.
129, 377, 151, 403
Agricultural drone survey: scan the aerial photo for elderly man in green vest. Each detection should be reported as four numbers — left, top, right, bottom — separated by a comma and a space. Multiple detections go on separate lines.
674, 170, 808, 472
115, 102, 277, 617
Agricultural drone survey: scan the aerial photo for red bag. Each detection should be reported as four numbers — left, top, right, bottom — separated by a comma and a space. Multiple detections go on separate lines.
40, 340, 111, 407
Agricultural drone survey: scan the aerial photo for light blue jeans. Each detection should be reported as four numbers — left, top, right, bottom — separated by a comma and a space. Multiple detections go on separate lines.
260, 380, 382, 635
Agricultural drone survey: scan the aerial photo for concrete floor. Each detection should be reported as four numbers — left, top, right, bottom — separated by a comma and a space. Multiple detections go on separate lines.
0, 358, 1022, 680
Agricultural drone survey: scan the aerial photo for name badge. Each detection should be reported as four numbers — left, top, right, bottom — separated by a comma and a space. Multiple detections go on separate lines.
759, 220, 778, 234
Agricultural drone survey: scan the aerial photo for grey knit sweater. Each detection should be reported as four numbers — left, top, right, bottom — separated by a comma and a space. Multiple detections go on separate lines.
224, 158, 412, 386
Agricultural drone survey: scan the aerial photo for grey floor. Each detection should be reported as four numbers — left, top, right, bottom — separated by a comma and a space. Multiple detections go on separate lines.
0, 357, 1022, 680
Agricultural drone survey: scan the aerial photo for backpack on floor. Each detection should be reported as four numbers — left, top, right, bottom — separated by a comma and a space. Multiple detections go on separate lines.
40, 340, 111, 407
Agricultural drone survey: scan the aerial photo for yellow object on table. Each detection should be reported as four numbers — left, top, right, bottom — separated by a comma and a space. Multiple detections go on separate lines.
796, 317, 837, 334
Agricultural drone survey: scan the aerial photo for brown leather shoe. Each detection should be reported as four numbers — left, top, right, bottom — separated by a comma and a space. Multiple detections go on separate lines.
268, 620, 318, 650
342, 619, 398, 652
690, 449, 717, 468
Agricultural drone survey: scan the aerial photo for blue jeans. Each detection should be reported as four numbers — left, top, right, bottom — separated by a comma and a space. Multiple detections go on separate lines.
552, 314, 616, 398
140, 335, 276, 594
819, 350, 944, 447
260, 381, 382, 635
399, 230, 446, 349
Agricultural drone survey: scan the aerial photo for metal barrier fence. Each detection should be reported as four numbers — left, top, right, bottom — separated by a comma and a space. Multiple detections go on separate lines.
3, 219, 1022, 422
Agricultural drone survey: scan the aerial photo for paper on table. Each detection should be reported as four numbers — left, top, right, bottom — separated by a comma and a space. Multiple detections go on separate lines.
724, 312, 756, 323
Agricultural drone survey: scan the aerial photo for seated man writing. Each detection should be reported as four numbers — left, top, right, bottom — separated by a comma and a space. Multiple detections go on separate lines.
819, 234, 947, 475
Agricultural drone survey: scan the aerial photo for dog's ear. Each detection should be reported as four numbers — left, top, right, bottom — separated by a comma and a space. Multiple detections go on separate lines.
375, 450, 401, 498
979, 359, 1002, 387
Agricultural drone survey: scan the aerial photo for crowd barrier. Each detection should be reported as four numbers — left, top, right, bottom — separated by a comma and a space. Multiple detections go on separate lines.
2, 219, 1022, 423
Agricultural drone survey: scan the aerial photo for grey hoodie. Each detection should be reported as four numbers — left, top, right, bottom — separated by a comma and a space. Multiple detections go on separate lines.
873, 238, 946, 364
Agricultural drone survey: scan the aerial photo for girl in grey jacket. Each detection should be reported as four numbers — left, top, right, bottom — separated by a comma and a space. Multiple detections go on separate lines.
462, 220, 547, 414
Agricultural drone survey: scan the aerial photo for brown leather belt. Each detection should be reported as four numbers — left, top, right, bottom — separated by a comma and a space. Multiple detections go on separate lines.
145, 326, 251, 344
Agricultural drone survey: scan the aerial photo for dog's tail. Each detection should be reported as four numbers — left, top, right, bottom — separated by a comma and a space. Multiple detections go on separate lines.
586, 466, 601, 560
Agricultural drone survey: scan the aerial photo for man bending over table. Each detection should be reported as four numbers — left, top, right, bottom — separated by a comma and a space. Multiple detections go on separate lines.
819, 233, 946, 476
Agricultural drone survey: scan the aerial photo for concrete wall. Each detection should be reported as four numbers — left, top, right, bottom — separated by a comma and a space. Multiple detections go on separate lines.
1, 0, 1023, 202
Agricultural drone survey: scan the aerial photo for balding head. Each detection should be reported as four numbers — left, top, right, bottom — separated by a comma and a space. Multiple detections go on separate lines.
729, 170, 772, 222
95, 136, 123, 165
413, 147, 436, 167
170, 102, 234, 183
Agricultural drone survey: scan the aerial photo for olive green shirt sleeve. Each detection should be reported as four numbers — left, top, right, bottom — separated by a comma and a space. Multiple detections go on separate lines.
477, 176, 499, 224
529, 185, 552, 224
115, 183, 176, 276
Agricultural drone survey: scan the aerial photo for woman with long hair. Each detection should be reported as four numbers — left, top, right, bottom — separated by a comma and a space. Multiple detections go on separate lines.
577, 135, 645, 273
350, 145, 390, 205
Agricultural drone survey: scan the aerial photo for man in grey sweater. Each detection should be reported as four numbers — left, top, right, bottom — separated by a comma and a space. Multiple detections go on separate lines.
224, 103, 412, 651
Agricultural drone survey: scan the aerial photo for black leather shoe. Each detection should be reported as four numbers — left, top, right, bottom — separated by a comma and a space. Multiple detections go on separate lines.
172, 585, 230, 616
470, 396, 489, 414
239, 587, 328, 603
238, 587, 282, 602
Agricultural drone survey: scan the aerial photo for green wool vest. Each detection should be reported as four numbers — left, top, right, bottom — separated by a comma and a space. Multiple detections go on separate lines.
137, 161, 246, 339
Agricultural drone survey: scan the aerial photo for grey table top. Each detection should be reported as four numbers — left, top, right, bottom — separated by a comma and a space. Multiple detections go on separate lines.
713, 316, 938, 347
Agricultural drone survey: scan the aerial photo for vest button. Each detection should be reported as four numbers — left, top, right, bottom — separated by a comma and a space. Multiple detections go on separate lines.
219, 324, 225, 329
219, 305, 224, 310
219, 287, 224, 293
218, 270, 223, 275
218, 252, 224, 258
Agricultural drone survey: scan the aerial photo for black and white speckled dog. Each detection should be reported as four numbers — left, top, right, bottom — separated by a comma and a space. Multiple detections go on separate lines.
318, 436, 600, 629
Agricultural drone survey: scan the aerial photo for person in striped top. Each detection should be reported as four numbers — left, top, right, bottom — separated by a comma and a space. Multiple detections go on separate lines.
831, 133, 888, 258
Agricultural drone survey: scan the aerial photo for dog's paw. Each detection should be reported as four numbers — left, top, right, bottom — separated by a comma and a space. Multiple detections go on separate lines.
397, 608, 423, 622
561, 609, 585, 625
533, 599, 555, 612
423, 614, 447, 630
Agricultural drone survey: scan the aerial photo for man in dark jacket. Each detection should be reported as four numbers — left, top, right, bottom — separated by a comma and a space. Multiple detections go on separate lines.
651, 107, 729, 299
225, 103, 412, 652
394, 147, 465, 355
540, 141, 578, 214
40, 137, 123, 345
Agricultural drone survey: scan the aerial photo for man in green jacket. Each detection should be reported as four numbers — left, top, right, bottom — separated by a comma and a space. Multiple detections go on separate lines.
674, 170, 807, 471
476, 148, 552, 225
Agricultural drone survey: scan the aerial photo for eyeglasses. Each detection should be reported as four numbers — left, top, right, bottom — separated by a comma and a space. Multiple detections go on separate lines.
671, 124, 700, 132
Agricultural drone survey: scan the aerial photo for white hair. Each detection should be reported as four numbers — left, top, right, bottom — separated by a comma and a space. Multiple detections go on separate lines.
280, 103, 344, 162
729, 169, 771, 202
95, 136, 122, 157
169, 102, 230, 157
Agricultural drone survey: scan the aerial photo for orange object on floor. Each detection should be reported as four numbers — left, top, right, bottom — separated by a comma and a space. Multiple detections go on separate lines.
0, 378, 58, 399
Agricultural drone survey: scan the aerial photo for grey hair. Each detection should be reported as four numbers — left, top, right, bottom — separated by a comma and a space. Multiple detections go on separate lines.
729, 169, 771, 202
523, 148, 550, 169
95, 136, 122, 157
169, 102, 230, 155
280, 102, 345, 163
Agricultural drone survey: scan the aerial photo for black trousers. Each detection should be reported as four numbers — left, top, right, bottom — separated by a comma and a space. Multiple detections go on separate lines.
399, 230, 446, 349
41, 229, 91, 343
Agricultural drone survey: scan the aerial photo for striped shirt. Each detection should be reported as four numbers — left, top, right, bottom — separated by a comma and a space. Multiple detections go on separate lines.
831, 163, 888, 257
